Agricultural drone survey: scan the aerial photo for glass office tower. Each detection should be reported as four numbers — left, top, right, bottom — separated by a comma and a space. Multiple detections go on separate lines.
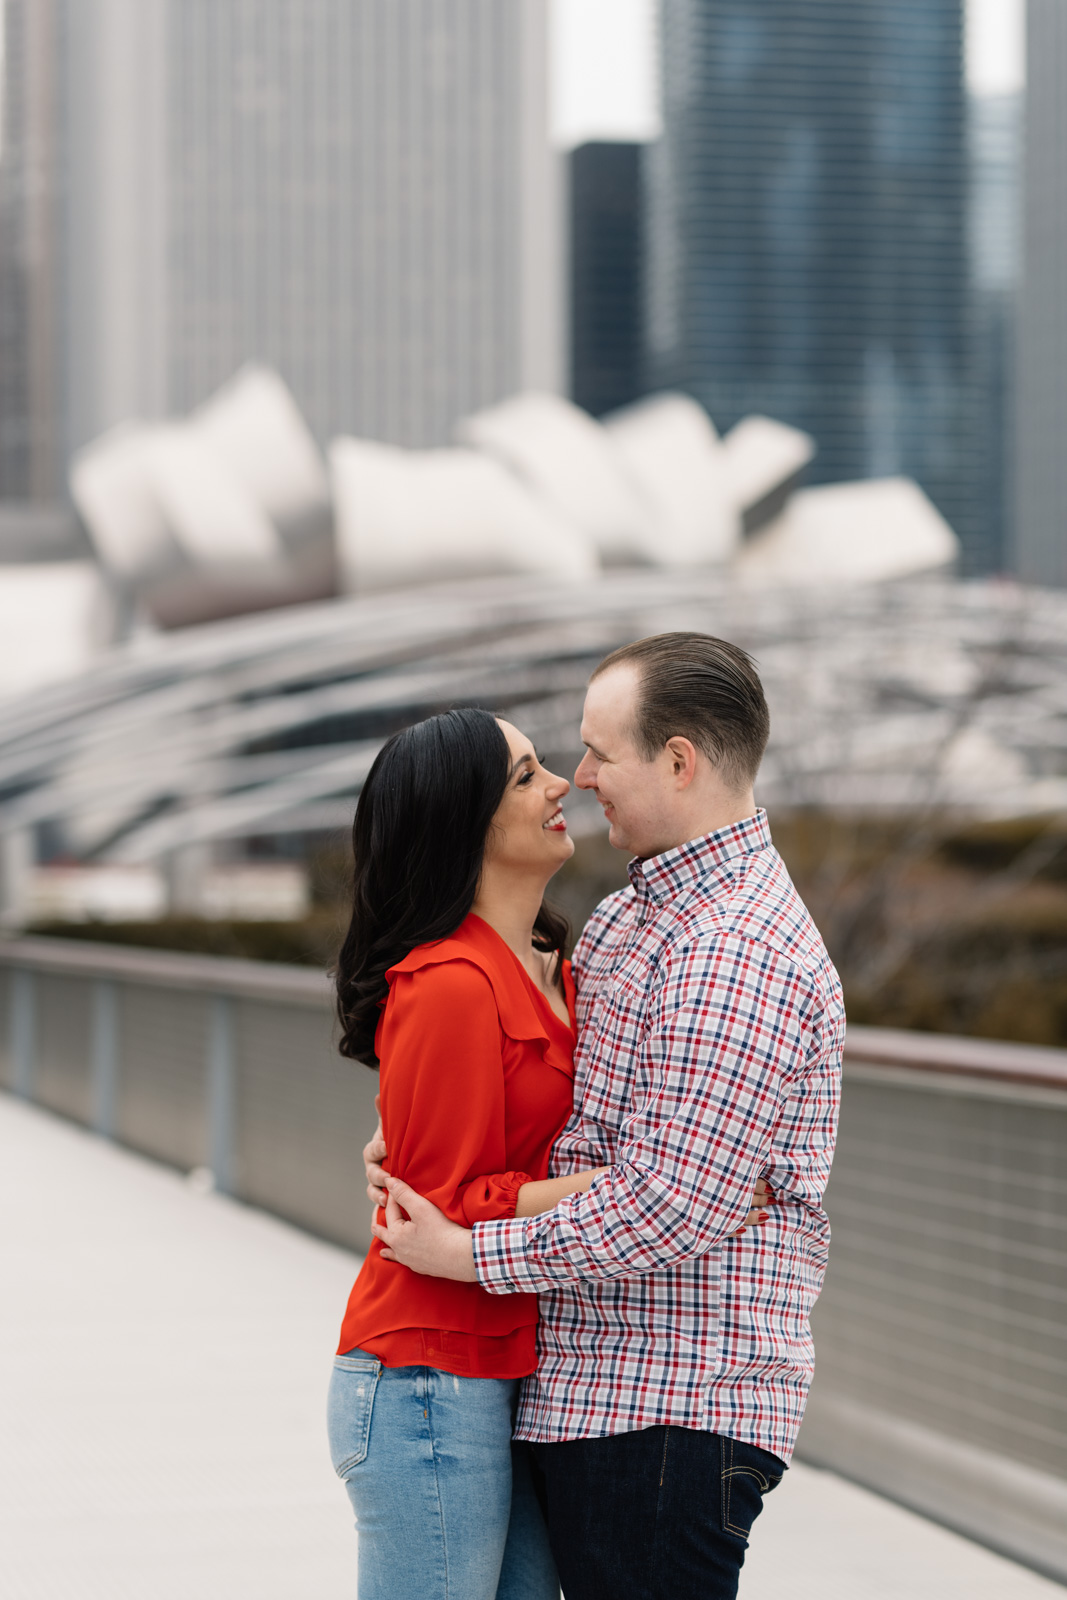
1016, 0, 1067, 587
649, 0, 1000, 571
570, 141, 645, 417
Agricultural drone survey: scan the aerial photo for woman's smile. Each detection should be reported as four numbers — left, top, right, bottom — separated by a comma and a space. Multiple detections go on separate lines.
543, 807, 568, 833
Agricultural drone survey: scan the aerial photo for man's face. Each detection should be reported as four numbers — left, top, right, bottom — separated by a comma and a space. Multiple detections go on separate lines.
575, 664, 676, 857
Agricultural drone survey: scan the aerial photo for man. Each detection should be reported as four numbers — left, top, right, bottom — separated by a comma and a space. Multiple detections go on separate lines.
370, 632, 844, 1599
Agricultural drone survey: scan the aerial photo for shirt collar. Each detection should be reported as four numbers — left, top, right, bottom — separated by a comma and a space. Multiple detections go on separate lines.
628, 808, 772, 910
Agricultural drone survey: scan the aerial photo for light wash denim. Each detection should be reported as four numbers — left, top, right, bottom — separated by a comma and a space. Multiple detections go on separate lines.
327, 1348, 559, 1600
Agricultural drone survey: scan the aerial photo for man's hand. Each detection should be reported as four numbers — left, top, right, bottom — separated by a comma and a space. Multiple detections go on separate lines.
371, 1174, 477, 1282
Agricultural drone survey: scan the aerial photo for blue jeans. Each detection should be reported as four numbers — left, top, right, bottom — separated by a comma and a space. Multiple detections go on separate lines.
327, 1349, 559, 1600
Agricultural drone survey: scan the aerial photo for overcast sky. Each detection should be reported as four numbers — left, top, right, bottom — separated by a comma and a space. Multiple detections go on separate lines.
550, 0, 1026, 149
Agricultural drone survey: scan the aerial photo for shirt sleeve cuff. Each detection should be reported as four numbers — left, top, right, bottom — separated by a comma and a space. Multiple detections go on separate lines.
458, 1171, 532, 1226
472, 1214, 573, 1294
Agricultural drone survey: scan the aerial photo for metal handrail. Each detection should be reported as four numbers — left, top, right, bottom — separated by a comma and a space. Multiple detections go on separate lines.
2, 934, 1065, 1086
0, 933, 332, 1007
845, 1022, 1067, 1091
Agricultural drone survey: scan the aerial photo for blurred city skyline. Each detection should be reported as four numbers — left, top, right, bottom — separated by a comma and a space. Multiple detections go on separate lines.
0, 0, 1059, 585
550, 0, 1025, 149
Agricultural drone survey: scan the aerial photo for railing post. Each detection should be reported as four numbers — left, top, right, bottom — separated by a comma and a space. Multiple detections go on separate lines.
10, 969, 36, 1101
91, 979, 119, 1139
0, 828, 33, 929
207, 994, 236, 1195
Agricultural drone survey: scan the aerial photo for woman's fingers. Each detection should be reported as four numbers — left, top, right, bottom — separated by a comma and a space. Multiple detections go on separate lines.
362, 1107, 388, 1189
731, 1205, 771, 1236
363, 1130, 387, 1167
366, 1158, 389, 1206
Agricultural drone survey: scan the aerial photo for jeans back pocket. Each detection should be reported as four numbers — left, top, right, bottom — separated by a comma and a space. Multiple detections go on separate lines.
327, 1351, 382, 1478
720, 1434, 785, 1544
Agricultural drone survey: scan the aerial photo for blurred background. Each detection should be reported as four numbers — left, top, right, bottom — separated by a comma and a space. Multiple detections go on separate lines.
0, 0, 1062, 1050
0, 2, 1065, 1596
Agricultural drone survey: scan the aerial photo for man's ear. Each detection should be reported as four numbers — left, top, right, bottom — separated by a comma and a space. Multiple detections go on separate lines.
665, 736, 699, 788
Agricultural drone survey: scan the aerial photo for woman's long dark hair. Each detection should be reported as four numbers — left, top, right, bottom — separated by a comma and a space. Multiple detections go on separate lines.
335, 707, 569, 1066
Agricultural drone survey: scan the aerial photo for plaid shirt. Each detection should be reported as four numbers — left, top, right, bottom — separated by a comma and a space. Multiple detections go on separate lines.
471, 811, 844, 1461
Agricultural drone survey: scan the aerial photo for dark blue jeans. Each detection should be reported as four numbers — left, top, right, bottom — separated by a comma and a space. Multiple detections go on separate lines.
531, 1426, 785, 1600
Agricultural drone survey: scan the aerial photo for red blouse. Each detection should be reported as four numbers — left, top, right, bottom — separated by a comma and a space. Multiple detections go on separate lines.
336, 912, 576, 1378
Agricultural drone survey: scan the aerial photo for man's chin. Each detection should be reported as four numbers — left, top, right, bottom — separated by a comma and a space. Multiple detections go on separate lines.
606, 820, 632, 853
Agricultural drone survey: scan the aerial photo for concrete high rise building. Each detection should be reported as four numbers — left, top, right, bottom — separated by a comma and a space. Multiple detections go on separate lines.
648, 0, 1000, 571
1016, 0, 1067, 587
0, 0, 561, 489
0, 0, 65, 499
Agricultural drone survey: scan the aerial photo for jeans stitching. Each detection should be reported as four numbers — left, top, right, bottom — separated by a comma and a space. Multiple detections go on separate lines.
723, 1457, 772, 1537
330, 1361, 381, 1476
658, 1426, 671, 1489
651, 1427, 671, 1599
423, 1372, 451, 1600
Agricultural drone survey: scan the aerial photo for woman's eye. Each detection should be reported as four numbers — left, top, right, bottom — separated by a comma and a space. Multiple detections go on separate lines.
517, 771, 534, 785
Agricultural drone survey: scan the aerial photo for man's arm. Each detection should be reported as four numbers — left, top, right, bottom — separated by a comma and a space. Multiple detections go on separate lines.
371, 1169, 772, 1278
470, 936, 811, 1294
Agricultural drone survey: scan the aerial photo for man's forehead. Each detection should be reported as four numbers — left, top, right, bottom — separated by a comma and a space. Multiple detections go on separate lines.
582, 662, 639, 733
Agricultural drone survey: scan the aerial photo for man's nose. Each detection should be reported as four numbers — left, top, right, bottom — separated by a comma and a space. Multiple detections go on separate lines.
574, 753, 596, 789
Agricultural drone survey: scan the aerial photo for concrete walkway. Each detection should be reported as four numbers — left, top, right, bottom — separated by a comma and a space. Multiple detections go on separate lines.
2, 1096, 1062, 1600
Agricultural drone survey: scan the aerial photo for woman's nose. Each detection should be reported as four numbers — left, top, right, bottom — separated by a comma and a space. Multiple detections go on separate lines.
546, 769, 570, 798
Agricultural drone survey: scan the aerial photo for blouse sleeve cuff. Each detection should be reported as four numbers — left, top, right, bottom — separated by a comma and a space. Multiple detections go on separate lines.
459, 1171, 533, 1226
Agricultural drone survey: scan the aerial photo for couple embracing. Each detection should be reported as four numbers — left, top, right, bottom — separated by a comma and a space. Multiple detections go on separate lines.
327, 631, 845, 1600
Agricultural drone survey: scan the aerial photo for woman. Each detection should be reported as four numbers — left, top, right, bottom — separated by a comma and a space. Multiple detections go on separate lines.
327, 707, 604, 1600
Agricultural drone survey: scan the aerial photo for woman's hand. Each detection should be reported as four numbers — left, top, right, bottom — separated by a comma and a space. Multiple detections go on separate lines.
733, 1177, 773, 1236
371, 1174, 477, 1282
363, 1095, 389, 1207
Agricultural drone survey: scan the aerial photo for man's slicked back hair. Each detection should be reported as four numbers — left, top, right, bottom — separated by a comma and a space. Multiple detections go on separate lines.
591, 632, 770, 790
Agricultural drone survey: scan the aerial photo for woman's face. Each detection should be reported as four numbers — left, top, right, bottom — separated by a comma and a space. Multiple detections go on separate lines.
484, 719, 574, 877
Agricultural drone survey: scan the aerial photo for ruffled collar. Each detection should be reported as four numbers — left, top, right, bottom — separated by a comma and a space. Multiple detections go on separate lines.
386, 913, 574, 1079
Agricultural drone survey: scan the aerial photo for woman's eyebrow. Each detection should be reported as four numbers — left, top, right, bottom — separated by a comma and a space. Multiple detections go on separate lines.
508, 752, 536, 778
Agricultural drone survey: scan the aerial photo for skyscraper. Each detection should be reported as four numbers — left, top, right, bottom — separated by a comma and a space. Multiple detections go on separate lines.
648, 0, 995, 570
0, 0, 560, 488
0, 0, 65, 499
1016, 0, 1067, 587
570, 142, 645, 417
969, 86, 1022, 578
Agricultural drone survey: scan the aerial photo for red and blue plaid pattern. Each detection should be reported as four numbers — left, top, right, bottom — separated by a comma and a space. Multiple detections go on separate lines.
471, 811, 845, 1461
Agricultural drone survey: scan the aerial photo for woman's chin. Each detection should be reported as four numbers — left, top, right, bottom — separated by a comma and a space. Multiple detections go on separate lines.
546, 833, 575, 868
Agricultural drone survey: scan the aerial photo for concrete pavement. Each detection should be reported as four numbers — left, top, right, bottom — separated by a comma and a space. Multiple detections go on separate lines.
1, 1095, 1062, 1599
